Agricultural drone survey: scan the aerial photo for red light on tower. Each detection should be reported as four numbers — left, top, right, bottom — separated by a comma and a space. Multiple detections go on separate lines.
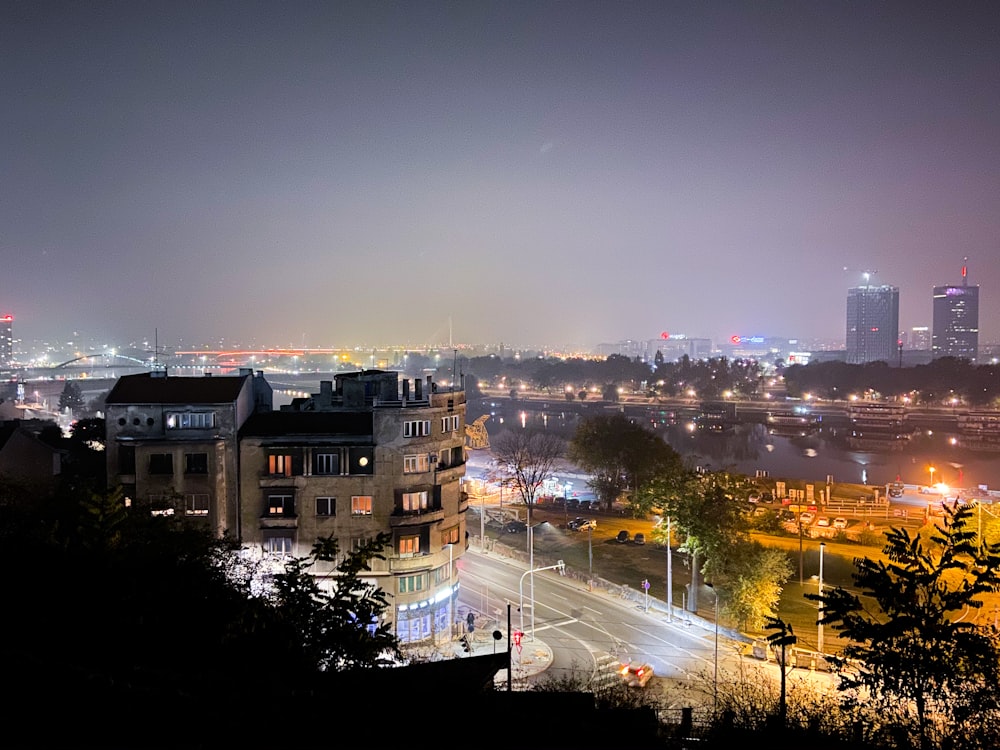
660, 331, 670, 340
730, 335, 741, 344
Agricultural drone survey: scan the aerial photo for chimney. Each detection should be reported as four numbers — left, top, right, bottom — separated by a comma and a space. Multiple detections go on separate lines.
402, 379, 410, 401
414, 378, 422, 399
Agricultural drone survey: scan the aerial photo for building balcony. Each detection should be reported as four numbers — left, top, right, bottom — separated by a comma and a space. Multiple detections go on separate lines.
259, 515, 298, 530
390, 508, 445, 527
390, 552, 435, 572
435, 463, 466, 484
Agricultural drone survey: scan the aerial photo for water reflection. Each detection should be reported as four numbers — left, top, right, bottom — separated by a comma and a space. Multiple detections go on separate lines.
660, 423, 1000, 490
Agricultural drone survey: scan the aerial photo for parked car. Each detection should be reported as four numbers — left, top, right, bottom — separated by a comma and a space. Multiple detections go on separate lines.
574, 518, 597, 531
502, 520, 527, 533
798, 511, 816, 526
747, 493, 760, 504
578, 499, 592, 511
633, 532, 646, 545
816, 516, 831, 527
566, 516, 587, 530
616, 530, 630, 544
619, 662, 654, 688
832, 517, 848, 530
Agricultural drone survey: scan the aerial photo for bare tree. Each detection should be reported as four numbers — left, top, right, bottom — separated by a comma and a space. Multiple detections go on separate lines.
490, 429, 565, 527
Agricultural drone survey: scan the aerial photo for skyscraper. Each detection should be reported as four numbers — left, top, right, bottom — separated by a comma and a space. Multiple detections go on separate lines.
0, 315, 12, 368
846, 282, 900, 364
932, 261, 979, 363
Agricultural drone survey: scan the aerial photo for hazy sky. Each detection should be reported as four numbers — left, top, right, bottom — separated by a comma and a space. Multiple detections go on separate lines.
3, 1, 999, 352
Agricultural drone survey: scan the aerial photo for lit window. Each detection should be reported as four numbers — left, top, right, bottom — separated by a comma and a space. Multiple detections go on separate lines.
443, 527, 459, 545
315, 496, 336, 516
185, 494, 209, 516
268, 454, 292, 476
399, 536, 420, 556
166, 411, 215, 429
402, 491, 428, 512
267, 493, 294, 516
351, 495, 373, 516
403, 454, 430, 474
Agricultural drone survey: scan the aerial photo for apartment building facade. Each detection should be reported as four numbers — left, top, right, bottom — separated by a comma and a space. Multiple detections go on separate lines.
238, 370, 467, 645
105, 368, 467, 646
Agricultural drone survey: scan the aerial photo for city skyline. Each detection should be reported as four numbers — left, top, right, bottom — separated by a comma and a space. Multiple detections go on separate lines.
3, 2, 999, 350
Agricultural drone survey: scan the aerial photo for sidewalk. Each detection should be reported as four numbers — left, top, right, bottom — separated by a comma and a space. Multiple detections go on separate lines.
451, 629, 554, 681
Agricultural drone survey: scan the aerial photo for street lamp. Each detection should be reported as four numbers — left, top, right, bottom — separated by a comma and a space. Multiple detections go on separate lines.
445, 542, 456, 639
929, 465, 936, 487
519, 561, 565, 639
706, 583, 720, 714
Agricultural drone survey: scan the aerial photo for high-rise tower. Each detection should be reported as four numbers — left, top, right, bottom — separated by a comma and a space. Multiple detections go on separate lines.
846, 278, 900, 365
932, 260, 979, 363
0, 315, 12, 368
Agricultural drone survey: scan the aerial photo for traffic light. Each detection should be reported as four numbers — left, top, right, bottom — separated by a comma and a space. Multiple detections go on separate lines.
460, 635, 472, 654
467, 611, 476, 632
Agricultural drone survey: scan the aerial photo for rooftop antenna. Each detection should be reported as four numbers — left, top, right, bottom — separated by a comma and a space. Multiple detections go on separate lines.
962, 257, 969, 287
452, 348, 458, 392
448, 316, 453, 349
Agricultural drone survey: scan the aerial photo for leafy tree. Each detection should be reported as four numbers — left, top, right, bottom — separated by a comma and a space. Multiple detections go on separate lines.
58, 380, 85, 412
568, 414, 683, 512
808, 502, 1000, 750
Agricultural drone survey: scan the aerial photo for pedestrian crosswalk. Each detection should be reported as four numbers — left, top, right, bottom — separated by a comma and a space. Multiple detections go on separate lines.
592, 651, 623, 690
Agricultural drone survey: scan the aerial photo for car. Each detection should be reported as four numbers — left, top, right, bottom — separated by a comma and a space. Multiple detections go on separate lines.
633, 532, 646, 545
760, 491, 774, 503
566, 516, 587, 530
502, 520, 526, 533
816, 516, 831, 527
832, 517, 848, 530
798, 511, 816, 525
574, 518, 597, 531
616, 530, 630, 544
747, 493, 760, 504
619, 662, 654, 688
753, 506, 771, 517
578, 499, 592, 511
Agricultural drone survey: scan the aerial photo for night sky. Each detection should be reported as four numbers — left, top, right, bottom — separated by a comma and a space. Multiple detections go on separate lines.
3, 1, 999, 352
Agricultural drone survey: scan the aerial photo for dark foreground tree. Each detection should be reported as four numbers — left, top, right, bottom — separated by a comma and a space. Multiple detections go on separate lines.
808, 502, 1000, 750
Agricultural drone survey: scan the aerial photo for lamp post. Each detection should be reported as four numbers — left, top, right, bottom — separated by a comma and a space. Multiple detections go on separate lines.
445, 542, 455, 639
706, 583, 719, 714
666, 515, 673, 621
519, 561, 565, 639
929, 465, 936, 488
818, 542, 825, 654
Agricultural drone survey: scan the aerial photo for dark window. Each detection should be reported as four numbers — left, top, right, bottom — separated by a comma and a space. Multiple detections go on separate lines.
313, 451, 339, 475
315, 497, 336, 516
185, 453, 208, 474
118, 446, 136, 474
148, 453, 173, 475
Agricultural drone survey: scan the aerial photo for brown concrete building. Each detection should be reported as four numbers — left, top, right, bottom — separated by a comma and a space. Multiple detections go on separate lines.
104, 367, 467, 646
239, 370, 468, 645
104, 368, 273, 537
